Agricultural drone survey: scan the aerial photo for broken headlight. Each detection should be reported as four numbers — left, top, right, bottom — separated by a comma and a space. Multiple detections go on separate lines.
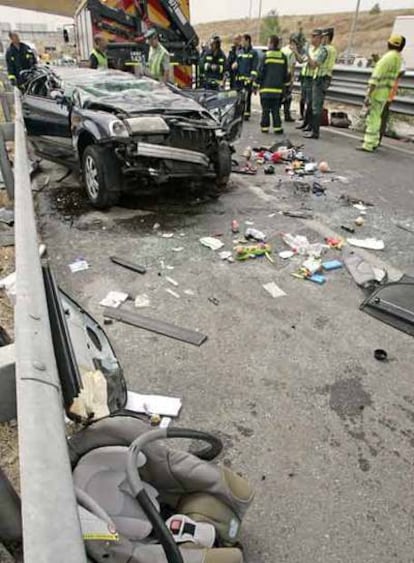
109, 119, 129, 138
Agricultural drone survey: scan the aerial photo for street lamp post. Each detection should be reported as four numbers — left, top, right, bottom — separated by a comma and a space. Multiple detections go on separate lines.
256, 0, 263, 44
347, 0, 361, 62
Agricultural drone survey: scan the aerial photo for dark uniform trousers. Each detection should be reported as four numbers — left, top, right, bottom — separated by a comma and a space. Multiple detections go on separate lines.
260, 95, 282, 131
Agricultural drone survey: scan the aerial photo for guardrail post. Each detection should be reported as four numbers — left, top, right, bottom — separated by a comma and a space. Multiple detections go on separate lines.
14, 88, 87, 563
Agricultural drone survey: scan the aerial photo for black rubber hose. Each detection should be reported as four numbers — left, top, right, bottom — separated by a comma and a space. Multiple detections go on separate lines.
166, 428, 223, 461
136, 489, 183, 563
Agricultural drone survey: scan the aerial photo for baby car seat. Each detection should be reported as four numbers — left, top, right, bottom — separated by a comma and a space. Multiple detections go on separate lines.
68, 416, 254, 563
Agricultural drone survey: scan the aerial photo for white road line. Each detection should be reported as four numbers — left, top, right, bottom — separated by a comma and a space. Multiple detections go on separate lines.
323, 127, 414, 156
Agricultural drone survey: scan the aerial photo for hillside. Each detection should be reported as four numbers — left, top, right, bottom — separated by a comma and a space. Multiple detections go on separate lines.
195, 9, 414, 56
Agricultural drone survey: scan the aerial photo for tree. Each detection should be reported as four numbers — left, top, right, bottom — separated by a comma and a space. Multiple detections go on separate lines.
259, 10, 280, 45
369, 3, 381, 14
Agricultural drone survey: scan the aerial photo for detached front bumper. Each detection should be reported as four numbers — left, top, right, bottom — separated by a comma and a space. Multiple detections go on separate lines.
135, 143, 210, 167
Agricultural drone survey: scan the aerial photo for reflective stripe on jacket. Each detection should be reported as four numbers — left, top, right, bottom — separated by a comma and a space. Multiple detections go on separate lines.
258, 49, 288, 96
149, 44, 169, 80
369, 50, 402, 102
6, 42, 36, 84
236, 47, 259, 83
202, 48, 227, 83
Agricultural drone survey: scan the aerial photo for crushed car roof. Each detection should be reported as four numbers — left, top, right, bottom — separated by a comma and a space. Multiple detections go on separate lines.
49, 67, 205, 113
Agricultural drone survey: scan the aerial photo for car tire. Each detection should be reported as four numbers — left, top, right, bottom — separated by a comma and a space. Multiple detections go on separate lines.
210, 142, 232, 197
82, 145, 121, 209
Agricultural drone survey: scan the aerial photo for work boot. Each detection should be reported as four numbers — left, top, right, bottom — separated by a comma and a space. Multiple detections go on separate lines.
295, 122, 306, 129
356, 146, 373, 152
303, 131, 319, 139
303, 125, 312, 132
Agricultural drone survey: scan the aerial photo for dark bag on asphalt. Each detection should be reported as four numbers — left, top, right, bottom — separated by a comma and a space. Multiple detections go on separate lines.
330, 111, 351, 128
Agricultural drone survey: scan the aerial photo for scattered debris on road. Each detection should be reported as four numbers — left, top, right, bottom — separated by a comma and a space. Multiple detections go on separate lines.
263, 282, 286, 299
199, 236, 224, 250
69, 258, 89, 273
347, 238, 385, 251
99, 291, 129, 309
103, 307, 208, 346
134, 294, 151, 308
110, 255, 147, 274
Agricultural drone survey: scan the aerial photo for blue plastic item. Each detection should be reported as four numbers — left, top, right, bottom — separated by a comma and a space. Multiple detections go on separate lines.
322, 260, 343, 271
308, 274, 326, 285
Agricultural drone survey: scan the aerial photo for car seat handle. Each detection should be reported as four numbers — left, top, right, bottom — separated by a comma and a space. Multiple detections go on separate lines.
127, 428, 224, 563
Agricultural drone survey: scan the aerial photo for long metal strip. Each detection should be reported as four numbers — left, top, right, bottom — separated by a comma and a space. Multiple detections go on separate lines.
14, 90, 87, 562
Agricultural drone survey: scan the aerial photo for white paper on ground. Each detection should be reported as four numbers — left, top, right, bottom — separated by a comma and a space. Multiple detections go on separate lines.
263, 282, 287, 299
99, 291, 129, 308
165, 288, 180, 298
199, 237, 224, 250
69, 259, 90, 273
160, 416, 172, 428
347, 238, 385, 251
166, 276, 179, 287
135, 293, 151, 308
279, 250, 294, 259
126, 391, 182, 417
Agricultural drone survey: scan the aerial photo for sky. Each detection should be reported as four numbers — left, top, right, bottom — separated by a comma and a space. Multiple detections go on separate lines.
0, 0, 412, 27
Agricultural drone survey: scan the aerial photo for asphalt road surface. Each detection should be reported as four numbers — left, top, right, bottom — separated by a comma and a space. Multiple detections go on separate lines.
36, 111, 414, 563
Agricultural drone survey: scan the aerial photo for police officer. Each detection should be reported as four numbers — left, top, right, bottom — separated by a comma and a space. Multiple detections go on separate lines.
297, 29, 328, 140
201, 35, 227, 90
258, 35, 288, 135
227, 34, 242, 89
281, 34, 304, 122
321, 28, 337, 88
89, 35, 109, 70
235, 33, 259, 121
6, 31, 36, 87
145, 28, 170, 84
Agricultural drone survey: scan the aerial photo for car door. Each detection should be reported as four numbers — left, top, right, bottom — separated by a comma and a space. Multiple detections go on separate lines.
22, 75, 76, 164
184, 89, 245, 143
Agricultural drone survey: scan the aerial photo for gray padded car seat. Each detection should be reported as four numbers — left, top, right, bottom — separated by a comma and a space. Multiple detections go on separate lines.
69, 416, 255, 563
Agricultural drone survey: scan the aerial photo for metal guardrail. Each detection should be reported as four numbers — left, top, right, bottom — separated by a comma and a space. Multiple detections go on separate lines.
14, 89, 87, 563
295, 65, 414, 117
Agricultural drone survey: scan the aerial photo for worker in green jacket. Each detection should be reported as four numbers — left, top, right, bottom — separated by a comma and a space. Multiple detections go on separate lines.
145, 28, 170, 84
89, 35, 109, 70
358, 34, 406, 152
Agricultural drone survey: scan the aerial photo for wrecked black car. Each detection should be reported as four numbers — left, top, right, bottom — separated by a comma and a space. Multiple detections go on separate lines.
21, 67, 245, 208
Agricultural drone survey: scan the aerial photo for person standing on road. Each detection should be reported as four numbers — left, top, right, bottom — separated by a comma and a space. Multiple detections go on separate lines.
379, 61, 405, 144
227, 34, 242, 89
296, 29, 328, 140
235, 34, 259, 121
358, 35, 406, 152
89, 35, 109, 70
6, 31, 36, 87
321, 27, 336, 88
145, 28, 171, 84
281, 34, 304, 122
258, 35, 289, 134
201, 35, 227, 90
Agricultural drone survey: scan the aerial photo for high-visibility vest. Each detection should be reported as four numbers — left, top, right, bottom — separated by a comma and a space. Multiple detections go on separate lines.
313, 45, 329, 78
325, 44, 337, 76
369, 50, 402, 102
149, 44, 169, 80
91, 49, 108, 69
259, 49, 288, 96
303, 46, 319, 78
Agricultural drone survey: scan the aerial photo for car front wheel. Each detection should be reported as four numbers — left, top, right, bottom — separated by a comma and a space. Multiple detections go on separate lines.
82, 145, 121, 209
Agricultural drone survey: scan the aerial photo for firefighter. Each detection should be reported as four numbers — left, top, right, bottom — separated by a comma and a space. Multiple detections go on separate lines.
358, 35, 406, 152
89, 35, 109, 70
6, 31, 36, 87
227, 34, 242, 89
321, 27, 337, 88
145, 28, 170, 84
258, 35, 289, 135
281, 34, 304, 122
201, 35, 227, 90
235, 33, 259, 121
296, 29, 328, 140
